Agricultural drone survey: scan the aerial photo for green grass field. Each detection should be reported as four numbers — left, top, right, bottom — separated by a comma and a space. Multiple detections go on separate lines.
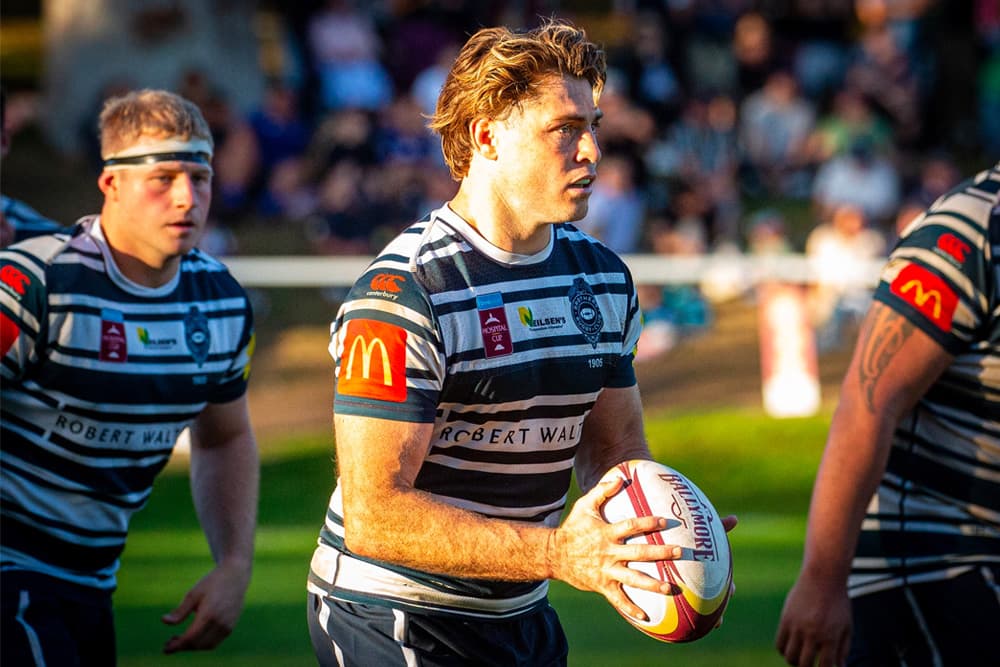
115, 408, 830, 666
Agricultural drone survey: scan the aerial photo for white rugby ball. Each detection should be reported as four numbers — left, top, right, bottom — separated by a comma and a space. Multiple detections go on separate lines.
599, 459, 733, 643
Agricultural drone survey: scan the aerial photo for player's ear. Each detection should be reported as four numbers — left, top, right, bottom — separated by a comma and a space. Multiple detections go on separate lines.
97, 170, 118, 198
469, 117, 498, 161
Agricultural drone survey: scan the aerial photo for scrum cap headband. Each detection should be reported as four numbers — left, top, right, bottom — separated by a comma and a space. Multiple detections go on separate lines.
102, 136, 213, 169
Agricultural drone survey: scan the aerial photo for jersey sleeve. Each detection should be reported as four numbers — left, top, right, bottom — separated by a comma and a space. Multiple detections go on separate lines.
872, 197, 993, 355
605, 259, 642, 388
0, 248, 48, 381
210, 289, 256, 404
330, 266, 444, 422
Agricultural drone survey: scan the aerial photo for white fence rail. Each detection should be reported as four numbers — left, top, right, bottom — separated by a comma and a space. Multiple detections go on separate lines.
223, 254, 886, 288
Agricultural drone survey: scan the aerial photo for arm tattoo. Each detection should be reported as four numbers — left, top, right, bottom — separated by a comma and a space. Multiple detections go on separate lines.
857, 306, 916, 413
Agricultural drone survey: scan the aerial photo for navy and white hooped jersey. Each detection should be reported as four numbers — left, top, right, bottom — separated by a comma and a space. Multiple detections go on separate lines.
0, 216, 255, 591
309, 205, 642, 619
849, 163, 1000, 598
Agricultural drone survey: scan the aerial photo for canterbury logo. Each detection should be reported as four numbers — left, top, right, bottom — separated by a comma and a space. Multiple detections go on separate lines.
936, 233, 970, 263
898, 281, 942, 318
345, 335, 393, 385
0, 265, 30, 296
370, 273, 405, 293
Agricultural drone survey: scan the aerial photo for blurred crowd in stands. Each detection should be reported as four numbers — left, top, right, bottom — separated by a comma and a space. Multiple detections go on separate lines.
17, 0, 1000, 351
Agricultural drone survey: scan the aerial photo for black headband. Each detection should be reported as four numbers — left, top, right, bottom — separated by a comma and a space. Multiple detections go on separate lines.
103, 151, 212, 167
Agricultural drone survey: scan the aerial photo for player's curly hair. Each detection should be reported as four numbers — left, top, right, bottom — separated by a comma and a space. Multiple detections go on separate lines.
427, 18, 606, 180
98, 88, 213, 158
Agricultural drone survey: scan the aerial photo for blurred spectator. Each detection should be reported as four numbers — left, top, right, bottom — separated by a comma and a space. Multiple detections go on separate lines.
738, 70, 816, 198
635, 281, 678, 361
642, 215, 713, 339
680, 1, 747, 97
891, 198, 926, 245
300, 107, 378, 186
746, 208, 792, 257
307, 0, 393, 112
805, 203, 887, 350
381, 2, 471, 95
732, 11, 785, 100
592, 69, 657, 157
903, 152, 962, 208
804, 86, 894, 164
214, 79, 312, 219
645, 93, 741, 246
78, 78, 138, 173
608, 10, 685, 123
304, 159, 384, 255
176, 68, 241, 149
1, 88, 64, 245
979, 46, 1000, 157
576, 152, 646, 254
411, 42, 462, 118
780, 1, 854, 101
811, 136, 901, 227
375, 95, 437, 166
845, 22, 924, 147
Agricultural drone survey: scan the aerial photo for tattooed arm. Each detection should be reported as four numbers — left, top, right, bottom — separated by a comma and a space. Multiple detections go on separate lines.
776, 301, 953, 667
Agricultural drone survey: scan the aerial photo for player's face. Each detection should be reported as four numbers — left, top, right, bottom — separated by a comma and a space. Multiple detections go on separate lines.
103, 161, 212, 267
492, 75, 602, 226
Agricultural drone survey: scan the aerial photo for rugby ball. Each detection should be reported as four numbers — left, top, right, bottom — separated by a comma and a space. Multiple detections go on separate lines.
599, 459, 733, 643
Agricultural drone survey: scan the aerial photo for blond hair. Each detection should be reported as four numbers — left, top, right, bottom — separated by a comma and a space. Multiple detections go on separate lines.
427, 19, 606, 179
98, 89, 212, 158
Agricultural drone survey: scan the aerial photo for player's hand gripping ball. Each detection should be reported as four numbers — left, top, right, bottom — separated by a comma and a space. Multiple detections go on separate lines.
600, 459, 733, 643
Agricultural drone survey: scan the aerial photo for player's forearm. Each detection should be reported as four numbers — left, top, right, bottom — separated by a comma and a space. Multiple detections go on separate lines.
190, 431, 259, 571
798, 394, 895, 582
342, 486, 557, 582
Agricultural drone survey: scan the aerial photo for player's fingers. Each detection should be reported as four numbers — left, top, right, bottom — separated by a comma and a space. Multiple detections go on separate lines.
609, 515, 666, 542
776, 628, 799, 666
161, 592, 197, 626
588, 476, 625, 506
605, 586, 648, 623
163, 616, 230, 654
618, 540, 682, 563
610, 563, 675, 595
833, 630, 851, 667
796, 640, 818, 667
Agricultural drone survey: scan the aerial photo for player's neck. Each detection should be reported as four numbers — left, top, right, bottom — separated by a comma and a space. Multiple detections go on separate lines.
449, 183, 550, 255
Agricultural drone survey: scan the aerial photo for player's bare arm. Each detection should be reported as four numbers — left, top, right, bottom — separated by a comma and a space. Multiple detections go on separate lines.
335, 413, 680, 600
573, 385, 655, 491
776, 301, 953, 667
162, 396, 259, 654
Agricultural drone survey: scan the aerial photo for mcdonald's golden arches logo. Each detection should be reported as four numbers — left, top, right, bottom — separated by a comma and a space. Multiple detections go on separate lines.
337, 319, 407, 402
890, 264, 957, 332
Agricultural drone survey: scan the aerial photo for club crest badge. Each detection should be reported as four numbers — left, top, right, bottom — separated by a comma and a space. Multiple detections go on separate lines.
184, 305, 211, 366
569, 277, 603, 348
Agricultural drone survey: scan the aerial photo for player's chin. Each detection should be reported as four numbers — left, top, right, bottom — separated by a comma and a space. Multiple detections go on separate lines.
563, 195, 591, 222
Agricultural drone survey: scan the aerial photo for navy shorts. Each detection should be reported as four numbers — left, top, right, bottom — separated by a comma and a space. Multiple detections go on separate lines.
848, 565, 1000, 666
1, 570, 115, 667
308, 592, 568, 667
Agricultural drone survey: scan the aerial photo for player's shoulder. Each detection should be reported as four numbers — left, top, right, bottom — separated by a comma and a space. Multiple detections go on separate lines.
919, 164, 999, 233
1, 224, 77, 270
181, 248, 252, 298
555, 221, 633, 274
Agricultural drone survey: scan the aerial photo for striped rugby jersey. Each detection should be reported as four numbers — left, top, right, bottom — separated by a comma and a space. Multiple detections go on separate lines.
849, 163, 999, 597
309, 205, 642, 618
0, 216, 254, 590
